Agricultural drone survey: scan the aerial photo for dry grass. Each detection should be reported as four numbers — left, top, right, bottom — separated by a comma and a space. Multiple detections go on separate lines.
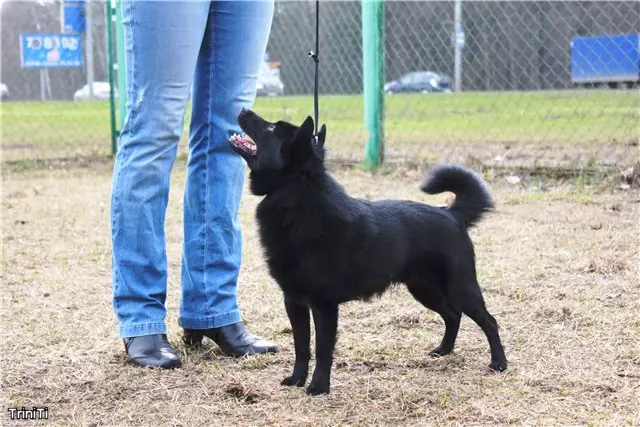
2, 160, 639, 426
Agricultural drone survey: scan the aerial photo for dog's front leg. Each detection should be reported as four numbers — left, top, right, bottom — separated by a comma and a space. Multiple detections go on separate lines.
281, 293, 311, 387
307, 302, 339, 395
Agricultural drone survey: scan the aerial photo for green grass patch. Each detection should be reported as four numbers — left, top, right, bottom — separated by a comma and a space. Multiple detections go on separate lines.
504, 189, 598, 206
1, 89, 637, 162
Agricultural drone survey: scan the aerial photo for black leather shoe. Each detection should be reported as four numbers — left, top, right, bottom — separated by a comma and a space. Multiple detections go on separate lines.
123, 334, 182, 369
183, 322, 278, 357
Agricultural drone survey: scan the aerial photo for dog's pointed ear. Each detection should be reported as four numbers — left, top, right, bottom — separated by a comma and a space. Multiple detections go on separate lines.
291, 116, 314, 144
301, 115, 314, 138
316, 124, 327, 147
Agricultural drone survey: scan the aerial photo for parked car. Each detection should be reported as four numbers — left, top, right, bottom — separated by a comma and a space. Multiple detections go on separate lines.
73, 81, 118, 101
256, 60, 284, 97
384, 71, 452, 94
0, 83, 9, 100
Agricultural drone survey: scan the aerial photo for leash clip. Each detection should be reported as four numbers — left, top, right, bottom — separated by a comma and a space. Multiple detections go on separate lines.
308, 50, 319, 63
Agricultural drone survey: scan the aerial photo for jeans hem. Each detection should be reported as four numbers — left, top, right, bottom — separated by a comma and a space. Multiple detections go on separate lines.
178, 309, 242, 329
119, 322, 167, 338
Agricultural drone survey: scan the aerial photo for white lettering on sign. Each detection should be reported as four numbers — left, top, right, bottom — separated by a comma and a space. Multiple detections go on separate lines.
43, 36, 61, 50
61, 36, 79, 51
26, 36, 43, 50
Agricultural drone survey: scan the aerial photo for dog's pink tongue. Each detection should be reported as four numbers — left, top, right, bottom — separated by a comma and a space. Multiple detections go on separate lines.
233, 134, 256, 153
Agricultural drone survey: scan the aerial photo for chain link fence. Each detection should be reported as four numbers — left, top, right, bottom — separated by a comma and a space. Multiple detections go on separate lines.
267, 0, 639, 170
1, 1, 113, 162
2, 1, 638, 171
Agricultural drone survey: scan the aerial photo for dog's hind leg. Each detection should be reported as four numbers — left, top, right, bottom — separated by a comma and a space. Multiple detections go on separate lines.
457, 282, 508, 372
407, 283, 461, 356
306, 302, 339, 396
281, 293, 311, 387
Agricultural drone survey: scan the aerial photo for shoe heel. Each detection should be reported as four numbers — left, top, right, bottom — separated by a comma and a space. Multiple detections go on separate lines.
183, 329, 204, 348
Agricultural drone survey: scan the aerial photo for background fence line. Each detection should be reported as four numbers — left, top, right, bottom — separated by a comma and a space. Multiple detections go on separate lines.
2, 1, 638, 171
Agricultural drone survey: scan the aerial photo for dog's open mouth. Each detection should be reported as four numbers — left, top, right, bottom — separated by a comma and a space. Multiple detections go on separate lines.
229, 133, 257, 156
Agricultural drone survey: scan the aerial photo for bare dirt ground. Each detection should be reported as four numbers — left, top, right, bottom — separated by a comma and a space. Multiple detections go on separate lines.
2, 160, 639, 426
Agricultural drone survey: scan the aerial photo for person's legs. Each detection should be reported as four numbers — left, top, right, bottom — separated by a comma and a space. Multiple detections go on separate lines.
179, 1, 274, 330
111, 0, 209, 340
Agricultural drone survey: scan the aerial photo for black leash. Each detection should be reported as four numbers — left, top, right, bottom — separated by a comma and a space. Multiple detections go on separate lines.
308, 0, 320, 141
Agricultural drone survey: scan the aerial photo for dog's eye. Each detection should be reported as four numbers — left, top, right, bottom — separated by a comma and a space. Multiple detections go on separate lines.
267, 125, 275, 132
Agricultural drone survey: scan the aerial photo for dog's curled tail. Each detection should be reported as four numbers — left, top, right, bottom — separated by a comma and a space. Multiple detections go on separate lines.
420, 164, 494, 228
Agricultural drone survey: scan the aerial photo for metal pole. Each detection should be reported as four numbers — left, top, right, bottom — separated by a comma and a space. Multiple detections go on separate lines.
115, 0, 127, 130
362, 0, 385, 170
60, 1, 65, 32
454, 0, 463, 92
40, 71, 46, 101
86, 1, 95, 99
34, 4, 46, 101
107, 0, 118, 155
45, 71, 52, 99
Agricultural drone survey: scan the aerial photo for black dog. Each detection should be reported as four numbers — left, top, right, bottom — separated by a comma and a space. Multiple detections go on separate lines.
229, 109, 507, 395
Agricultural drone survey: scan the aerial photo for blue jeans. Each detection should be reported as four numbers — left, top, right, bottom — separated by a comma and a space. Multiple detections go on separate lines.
110, 0, 274, 338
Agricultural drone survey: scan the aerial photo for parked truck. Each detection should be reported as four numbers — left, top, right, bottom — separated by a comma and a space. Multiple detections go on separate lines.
570, 33, 640, 88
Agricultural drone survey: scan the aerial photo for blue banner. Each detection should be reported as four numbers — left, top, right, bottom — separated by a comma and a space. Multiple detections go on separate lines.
20, 33, 84, 68
63, 0, 86, 33
571, 33, 640, 83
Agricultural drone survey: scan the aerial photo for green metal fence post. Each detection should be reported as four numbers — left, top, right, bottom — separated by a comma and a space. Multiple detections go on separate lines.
106, 0, 117, 155
115, 0, 127, 132
362, 0, 385, 170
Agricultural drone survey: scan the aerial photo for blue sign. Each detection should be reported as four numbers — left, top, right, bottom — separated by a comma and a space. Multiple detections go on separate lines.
571, 33, 640, 83
20, 34, 83, 68
63, 0, 86, 33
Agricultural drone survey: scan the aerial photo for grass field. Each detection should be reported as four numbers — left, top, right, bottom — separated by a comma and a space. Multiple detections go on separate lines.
2, 89, 638, 166
2, 88, 639, 425
2, 160, 639, 425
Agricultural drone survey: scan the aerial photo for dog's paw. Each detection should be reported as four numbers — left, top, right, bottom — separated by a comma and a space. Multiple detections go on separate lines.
489, 360, 508, 372
281, 374, 307, 387
428, 346, 453, 357
306, 381, 330, 396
